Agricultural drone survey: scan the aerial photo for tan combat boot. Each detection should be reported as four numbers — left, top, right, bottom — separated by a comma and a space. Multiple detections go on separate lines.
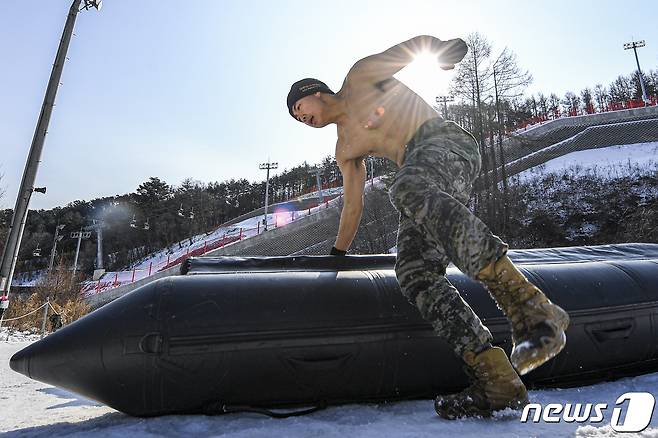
476, 255, 570, 375
434, 346, 529, 419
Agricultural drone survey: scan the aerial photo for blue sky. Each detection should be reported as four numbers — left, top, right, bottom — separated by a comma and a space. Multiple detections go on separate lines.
1, 0, 656, 209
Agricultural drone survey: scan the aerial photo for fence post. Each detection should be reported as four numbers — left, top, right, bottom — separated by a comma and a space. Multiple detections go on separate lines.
40, 297, 50, 340
239, 228, 243, 240
148, 262, 153, 276
257, 221, 260, 234
203, 241, 207, 254
131, 268, 136, 283
114, 272, 118, 286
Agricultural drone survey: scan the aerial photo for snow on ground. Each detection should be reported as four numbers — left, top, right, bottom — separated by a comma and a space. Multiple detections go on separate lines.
2, 332, 658, 437
516, 142, 658, 182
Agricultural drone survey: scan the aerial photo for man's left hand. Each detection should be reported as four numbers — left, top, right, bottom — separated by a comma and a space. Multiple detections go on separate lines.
330, 246, 347, 256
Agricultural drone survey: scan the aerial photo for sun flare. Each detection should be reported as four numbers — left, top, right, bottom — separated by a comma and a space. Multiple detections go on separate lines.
394, 51, 456, 106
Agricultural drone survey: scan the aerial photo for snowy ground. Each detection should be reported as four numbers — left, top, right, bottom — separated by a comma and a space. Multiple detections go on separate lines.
515, 142, 658, 181
2, 331, 658, 437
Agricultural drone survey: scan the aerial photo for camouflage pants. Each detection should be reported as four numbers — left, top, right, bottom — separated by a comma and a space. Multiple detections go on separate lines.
389, 118, 508, 357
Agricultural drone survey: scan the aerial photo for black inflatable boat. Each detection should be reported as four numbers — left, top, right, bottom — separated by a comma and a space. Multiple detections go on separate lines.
9, 243, 658, 417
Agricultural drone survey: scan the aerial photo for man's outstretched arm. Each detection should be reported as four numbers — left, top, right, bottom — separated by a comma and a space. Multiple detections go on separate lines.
334, 157, 366, 253
350, 35, 467, 83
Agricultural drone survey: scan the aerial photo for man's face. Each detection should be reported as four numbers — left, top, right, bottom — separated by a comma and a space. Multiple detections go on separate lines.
292, 93, 326, 128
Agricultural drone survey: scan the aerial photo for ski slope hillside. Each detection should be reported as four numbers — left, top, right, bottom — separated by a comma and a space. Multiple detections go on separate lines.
515, 141, 658, 181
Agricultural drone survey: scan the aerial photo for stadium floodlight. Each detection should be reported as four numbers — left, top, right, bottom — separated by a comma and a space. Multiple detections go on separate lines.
435, 95, 454, 117
259, 161, 278, 231
82, 0, 102, 11
623, 40, 649, 105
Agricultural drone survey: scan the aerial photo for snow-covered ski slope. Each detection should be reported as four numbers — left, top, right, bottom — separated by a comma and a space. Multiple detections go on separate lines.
2, 333, 658, 437
516, 141, 658, 181
80, 186, 347, 297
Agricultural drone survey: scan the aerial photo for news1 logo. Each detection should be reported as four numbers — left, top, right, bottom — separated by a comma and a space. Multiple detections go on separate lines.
520, 392, 656, 432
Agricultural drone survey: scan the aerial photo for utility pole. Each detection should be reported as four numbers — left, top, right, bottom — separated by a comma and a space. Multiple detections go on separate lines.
48, 224, 65, 272
259, 160, 278, 231
436, 95, 454, 118
624, 40, 649, 105
71, 229, 91, 277
0, 0, 101, 311
307, 167, 324, 204
87, 220, 105, 280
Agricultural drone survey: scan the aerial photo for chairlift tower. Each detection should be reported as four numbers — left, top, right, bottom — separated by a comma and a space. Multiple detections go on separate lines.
48, 224, 65, 272
71, 229, 92, 277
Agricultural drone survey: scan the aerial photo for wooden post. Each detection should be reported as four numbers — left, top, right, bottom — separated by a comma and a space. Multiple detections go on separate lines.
148, 262, 153, 276
40, 297, 49, 340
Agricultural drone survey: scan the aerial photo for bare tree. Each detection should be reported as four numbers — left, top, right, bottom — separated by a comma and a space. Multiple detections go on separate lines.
608, 75, 634, 103
548, 93, 561, 118
452, 32, 495, 223
562, 91, 581, 116
537, 93, 548, 119
594, 84, 608, 112
490, 47, 532, 232
580, 88, 595, 114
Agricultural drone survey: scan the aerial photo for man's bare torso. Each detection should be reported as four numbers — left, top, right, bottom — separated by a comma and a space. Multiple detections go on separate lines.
335, 72, 438, 167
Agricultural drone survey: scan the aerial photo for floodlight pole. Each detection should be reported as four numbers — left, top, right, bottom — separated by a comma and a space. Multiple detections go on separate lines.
0, 0, 100, 306
259, 161, 278, 231
624, 40, 649, 105
436, 95, 454, 118
307, 167, 324, 204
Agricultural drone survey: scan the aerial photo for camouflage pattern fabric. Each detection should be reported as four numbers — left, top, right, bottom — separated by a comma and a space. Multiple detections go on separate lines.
389, 118, 508, 357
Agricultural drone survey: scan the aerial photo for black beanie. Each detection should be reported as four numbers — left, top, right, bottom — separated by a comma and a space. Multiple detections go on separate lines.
287, 78, 334, 118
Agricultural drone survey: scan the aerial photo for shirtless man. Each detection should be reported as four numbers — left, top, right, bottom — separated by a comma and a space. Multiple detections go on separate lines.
286, 35, 569, 419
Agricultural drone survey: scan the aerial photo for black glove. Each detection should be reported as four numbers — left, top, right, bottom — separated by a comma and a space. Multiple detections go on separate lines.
438, 38, 468, 69
330, 246, 347, 256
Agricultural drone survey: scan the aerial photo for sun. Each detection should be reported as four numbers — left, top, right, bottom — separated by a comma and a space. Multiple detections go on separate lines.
393, 51, 456, 106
